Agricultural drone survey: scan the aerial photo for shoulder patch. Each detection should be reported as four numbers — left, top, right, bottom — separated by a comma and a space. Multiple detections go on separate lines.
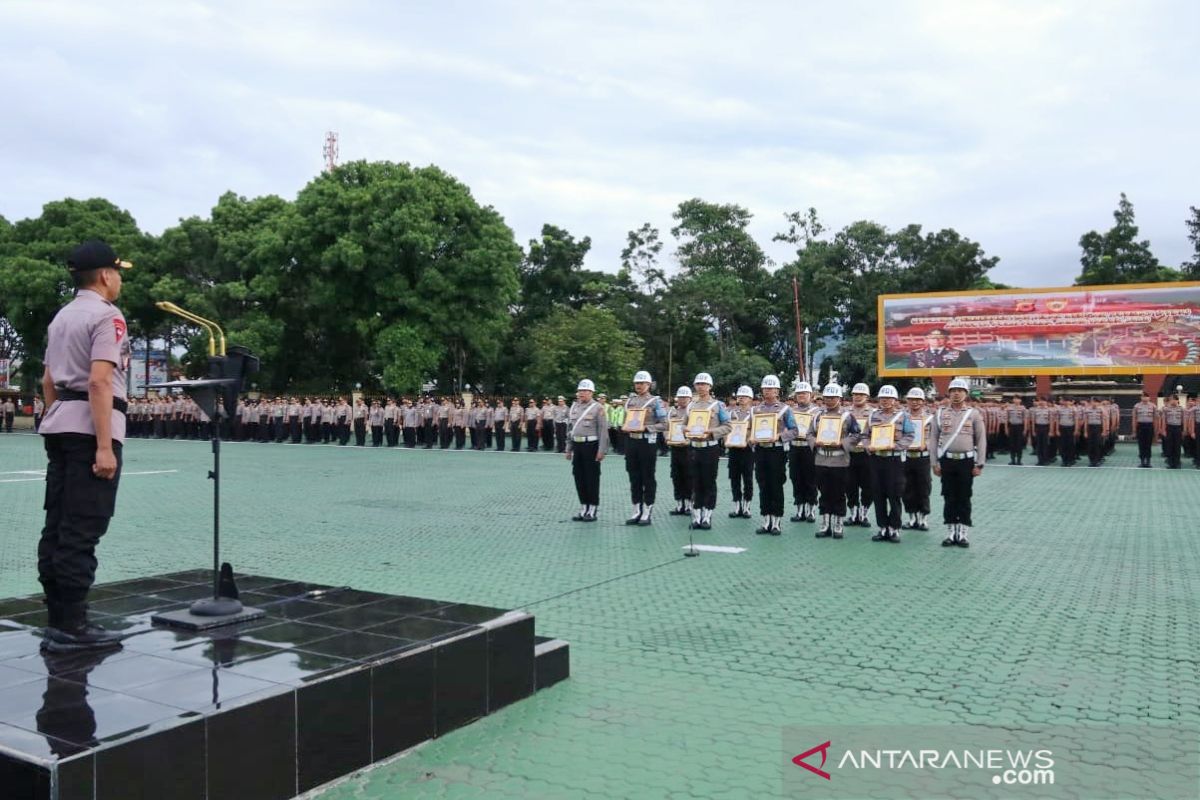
113, 318, 126, 342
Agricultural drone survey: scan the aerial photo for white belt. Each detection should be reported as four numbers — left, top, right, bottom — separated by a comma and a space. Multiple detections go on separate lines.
942, 451, 976, 460
689, 440, 718, 448
573, 436, 599, 443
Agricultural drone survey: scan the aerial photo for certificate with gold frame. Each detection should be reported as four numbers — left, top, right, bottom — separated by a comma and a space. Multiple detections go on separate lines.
815, 416, 844, 446
909, 419, 927, 450
686, 409, 712, 439
751, 413, 778, 443
794, 412, 813, 436
667, 420, 687, 445
725, 419, 749, 448
622, 408, 647, 432
870, 423, 896, 450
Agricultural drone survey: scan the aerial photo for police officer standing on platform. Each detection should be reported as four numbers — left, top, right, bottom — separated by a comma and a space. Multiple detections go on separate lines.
788, 381, 819, 524
622, 371, 668, 526
726, 385, 755, 520
566, 379, 608, 521
864, 385, 915, 543
930, 377, 986, 548
37, 240, 132, 651
901, 388, 932, 530
686, 373, 731, 531
752, 375, 798, 535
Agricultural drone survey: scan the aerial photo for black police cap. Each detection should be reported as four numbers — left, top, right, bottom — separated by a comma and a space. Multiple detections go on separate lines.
67, 240, 133, 272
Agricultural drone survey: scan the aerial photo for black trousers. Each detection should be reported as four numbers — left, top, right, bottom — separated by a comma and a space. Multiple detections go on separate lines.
1136, 423, 1154, 462
669, 447, 690, 501
788, 446, 818, 507
39, 435, 122, 604
816, 465, 847, 515
1086, 424, 1103, 465
384, 420, 396, 446
454, 427, 466, 449
338, 418, 350, 445
727, 447, 754, 502
525, 420, 538, 450
439, 421, 451, 448
275, 419, 286, 442
1007, 424, 1024, 462
754, 445, 787, 516
371, 425, 383, 446
322, 421, 331, 443
542, 422, 554, 451
422, 419, 433, 447
624, 436, 658, 505
1165, 425, 1182, 467
494, 422, 506, 450
610, 429, 624, 455
870, 455, 905, 529
688, 445, 720, 510
403, 426, 416, 447
353, 419, 366, 446
1058, 426, 1077, 464
845, 451, 871, 510
902, 454, 931, 514
472, 424, 486, 450
1034, 424, 1052, 464
555, 422, 567, 452
938, 456, 975, 525
510, 422, 522, 451
571, 441, 601, 505
290, 416, 302, 443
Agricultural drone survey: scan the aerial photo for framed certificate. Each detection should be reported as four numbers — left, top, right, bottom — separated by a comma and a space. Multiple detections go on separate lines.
623, 408, 647, 432
686, 409, 712, 439
909, 420, 926, 450
668, 420, 687, 445
794, 412, 813, 436
870, 423, 895, 450
815, 416, 844, 446
726, 419, 749, 448
751, 413, 778, 443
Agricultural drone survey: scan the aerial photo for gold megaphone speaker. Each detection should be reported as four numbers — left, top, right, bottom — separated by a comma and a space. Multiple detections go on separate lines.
155, 302, 227, 357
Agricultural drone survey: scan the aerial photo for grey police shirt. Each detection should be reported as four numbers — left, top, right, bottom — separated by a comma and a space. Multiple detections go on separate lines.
40, 289, 130, 442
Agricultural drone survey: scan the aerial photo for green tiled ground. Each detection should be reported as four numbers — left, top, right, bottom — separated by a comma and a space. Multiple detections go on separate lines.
2, 433, 1198, 798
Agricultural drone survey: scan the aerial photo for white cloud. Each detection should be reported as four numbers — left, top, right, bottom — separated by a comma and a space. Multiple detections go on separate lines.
1, 0, 1196, 290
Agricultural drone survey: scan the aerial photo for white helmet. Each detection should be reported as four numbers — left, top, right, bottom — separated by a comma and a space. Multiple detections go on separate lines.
676, 386, 693, 398
851, 383, 870, 396
761, 374, 781, 390
736, 385, 754, 398
693, 372, 713, 385
948, 378, 970, 391
577, 379, 595, 392
633, 371, 652, 384
822, 384, 843, 398
878, 385, 898, 399
793, 381, 812, 394
906, 387, 926, 400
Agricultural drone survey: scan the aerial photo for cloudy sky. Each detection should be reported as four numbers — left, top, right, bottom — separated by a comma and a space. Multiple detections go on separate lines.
2, 1, 1196, 287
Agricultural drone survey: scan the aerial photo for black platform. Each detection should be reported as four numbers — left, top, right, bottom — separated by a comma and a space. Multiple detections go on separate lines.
0, 571, 569, 800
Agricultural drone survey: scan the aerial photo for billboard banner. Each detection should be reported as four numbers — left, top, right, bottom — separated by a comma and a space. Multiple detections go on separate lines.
878, 282, 1200, 377
130, 349, 170, 397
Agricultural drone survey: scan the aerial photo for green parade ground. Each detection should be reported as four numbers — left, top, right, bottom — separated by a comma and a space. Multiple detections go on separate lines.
2, 432, 1198, 798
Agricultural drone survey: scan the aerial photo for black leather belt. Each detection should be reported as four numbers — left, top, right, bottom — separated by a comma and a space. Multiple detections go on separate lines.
56, 389, 128, 414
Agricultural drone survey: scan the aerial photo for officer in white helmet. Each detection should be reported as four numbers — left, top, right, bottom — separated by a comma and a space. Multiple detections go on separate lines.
752, 375, 800, 534
666, 386, 694, 515
809, 384, 862, 539
685, 372, 731, 531
902, 387, 933, 530
622, 371, 669, 526
788, 380, 819, 524
565, 379, 609, 522
845, 382, 875, 528
929, 377, 986, 547
863, 385, 915, 543
725, 385, 756, 520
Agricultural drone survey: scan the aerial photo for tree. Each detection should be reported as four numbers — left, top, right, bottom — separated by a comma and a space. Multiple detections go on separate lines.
1075, 193, 1178, 285
524, 307, 644, 396
1183, 206, 1200, 278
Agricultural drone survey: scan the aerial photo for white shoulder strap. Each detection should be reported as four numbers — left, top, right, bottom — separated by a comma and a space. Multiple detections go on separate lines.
936, 408, 972, 459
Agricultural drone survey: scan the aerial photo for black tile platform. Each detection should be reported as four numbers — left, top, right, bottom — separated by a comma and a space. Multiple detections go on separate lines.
0, 571, 569, 800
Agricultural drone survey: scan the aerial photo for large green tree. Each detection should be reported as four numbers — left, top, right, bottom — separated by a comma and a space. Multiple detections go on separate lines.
1183, 206, 1200, 278
1075, 193, 1179, 285
524, 306, 643, 396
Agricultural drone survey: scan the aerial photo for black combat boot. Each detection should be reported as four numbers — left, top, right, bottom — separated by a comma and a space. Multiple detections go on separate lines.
43, 602, 123, 653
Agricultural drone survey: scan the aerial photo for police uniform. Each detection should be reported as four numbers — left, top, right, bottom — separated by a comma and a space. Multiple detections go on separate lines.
725, 389, 755, 519
566, 380, 609, 520
1161, 400, 1185, 469
453, 403, 468, 449
471, 402, 489, 450
1004, 399, 1028, 465
1082, 401, 1106, 467
750, 376, 798, 535
554, 398, 568, 453
492, 401, 508, 450
929, 379, 987, 547
3, 398, 16, 432
906, 329, 978, 368
666, 389, 693, 515
863, 388, 915, 542
37, 240, 132, 651
901, 389, 933, 530
1054, 400, 1079, 466
622, 372, 668, 526
1030, 401, 1054, 465
369, 402, 384, 446
509, 400, 524, 451
844, 385, 874, 527
384, 400, 399, 446
809, 385, 860, 539
525, 400, 540, 451
786, 384, 819, 524
1132, 397, 1159, 468
685, 374, 731, 531
541, 400, 555, 451
1188, 400, 1200, 468
402, 401, 418, 447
